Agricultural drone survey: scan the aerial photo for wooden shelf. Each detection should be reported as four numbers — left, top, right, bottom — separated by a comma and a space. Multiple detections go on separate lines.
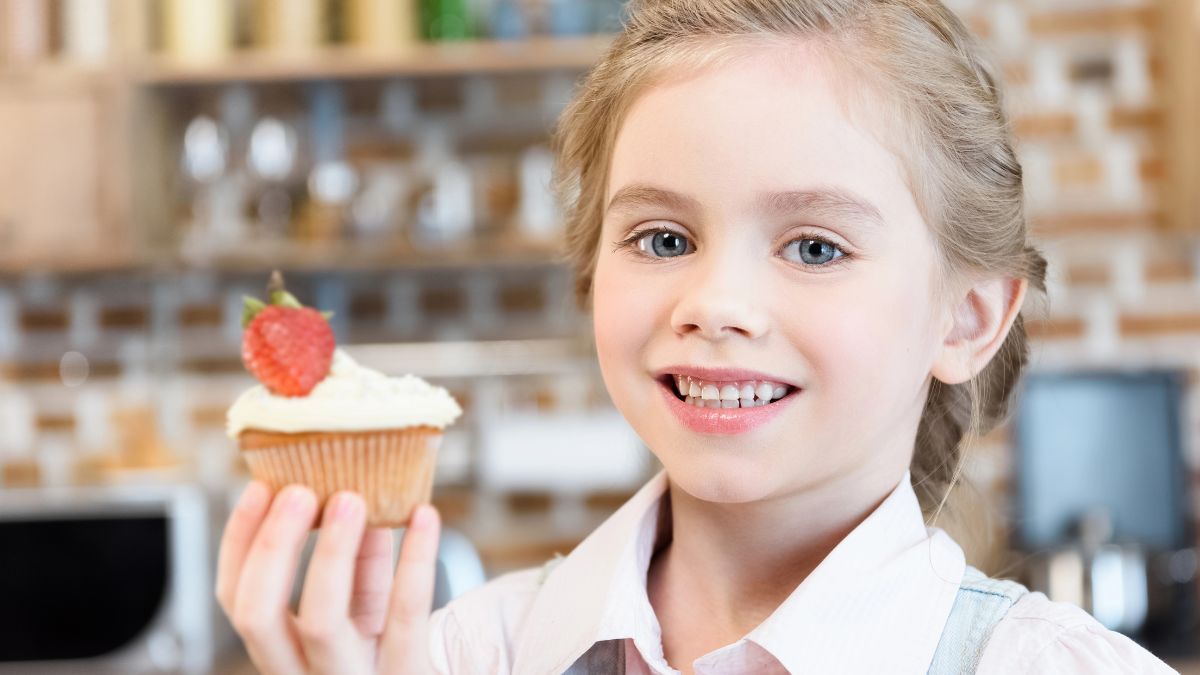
0, 64, 119, 90
0, 35, 615, 89
131, 35, 616, 86
0, 236, 565, 276
168, 235, 565, 273
0, 35, 610, 275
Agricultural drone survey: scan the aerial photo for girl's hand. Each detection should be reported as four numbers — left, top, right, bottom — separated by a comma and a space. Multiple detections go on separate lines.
216, 481, 441, 675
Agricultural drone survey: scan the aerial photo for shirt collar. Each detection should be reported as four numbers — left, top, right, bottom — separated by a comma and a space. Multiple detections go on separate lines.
511, 469, 965, 674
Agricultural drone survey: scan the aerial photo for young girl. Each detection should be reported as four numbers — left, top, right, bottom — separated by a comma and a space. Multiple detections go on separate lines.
215, 0, 1179, 672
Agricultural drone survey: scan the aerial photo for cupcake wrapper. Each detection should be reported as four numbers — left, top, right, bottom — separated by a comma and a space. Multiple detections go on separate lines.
241, 430, 440, 528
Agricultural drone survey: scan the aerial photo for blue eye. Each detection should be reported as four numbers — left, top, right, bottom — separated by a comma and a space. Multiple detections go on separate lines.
637, 230, 693, 258
784, 238, 845, 266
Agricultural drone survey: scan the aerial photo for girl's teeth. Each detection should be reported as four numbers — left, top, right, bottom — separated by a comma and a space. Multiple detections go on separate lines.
673, 375, 792, 407
681, 392, 784, 408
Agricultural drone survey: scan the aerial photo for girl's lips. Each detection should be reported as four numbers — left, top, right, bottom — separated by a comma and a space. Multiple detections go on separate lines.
656, 377, 798, 435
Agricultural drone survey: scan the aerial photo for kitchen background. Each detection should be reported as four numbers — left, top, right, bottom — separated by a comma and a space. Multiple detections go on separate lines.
0, 0, 1197, 673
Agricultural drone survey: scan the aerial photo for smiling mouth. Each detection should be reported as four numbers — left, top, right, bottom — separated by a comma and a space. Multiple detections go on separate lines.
657, 374, 799, 409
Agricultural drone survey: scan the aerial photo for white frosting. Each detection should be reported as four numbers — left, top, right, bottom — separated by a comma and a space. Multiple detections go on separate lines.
227, 349, 462, 438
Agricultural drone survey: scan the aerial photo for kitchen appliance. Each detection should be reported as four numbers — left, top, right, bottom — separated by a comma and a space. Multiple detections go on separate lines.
0, 484, 213, 674
1013, 370, 1198, 655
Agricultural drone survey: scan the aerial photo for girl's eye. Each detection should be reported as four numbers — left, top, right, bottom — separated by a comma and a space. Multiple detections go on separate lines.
635, 230, 693, 258
782, 237, 846, 266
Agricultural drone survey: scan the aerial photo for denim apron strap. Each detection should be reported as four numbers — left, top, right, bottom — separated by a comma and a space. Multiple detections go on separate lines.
927, 564, 1031, 674
564, 639, 627, 675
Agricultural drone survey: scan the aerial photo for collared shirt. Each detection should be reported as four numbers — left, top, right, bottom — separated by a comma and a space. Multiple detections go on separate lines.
428, 469, 1177, 674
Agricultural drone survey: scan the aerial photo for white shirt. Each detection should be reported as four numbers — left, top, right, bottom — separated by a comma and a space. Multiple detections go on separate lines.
429, 469, 1178, 674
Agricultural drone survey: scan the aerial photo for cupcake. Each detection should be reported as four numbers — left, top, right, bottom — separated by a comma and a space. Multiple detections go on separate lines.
227, 272, 462, 528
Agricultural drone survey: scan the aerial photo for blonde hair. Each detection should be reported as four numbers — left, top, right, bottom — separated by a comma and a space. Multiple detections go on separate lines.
550, 0, 1049, 532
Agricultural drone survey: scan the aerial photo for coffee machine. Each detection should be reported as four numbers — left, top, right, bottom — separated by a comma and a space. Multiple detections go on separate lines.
1012, 370, 1198, 658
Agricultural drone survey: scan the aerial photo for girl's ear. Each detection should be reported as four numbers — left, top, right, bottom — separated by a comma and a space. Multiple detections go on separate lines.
931, 276, 1028, 386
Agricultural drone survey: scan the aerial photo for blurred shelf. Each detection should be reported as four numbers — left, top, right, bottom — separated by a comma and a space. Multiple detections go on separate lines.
347, 337, 596, 379
169, 234, 566, 273
0, 35, 615, 90
0, 250, 144, 276
0, 236, 566, 276
0, 62, 120, 89
132, 35, 617, 86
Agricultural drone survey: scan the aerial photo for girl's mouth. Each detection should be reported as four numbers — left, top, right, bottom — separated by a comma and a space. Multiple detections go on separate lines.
657, 374, 798, 408
654, 374, 799, 435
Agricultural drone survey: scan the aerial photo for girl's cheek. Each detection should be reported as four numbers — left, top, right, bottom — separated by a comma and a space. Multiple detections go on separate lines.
591, 263, 633, 373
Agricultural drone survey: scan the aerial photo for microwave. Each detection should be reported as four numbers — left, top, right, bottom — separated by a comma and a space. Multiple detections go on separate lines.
0, 482, 214, 674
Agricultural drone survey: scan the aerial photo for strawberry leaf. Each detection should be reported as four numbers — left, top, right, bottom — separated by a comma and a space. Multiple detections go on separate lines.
241, 296, 267, 329
270, 290, 304, 309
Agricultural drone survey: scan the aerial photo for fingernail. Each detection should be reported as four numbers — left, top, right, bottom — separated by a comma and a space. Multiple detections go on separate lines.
411, 504, 434, 530
332, 493, 363, 521
284, 486, 315, 514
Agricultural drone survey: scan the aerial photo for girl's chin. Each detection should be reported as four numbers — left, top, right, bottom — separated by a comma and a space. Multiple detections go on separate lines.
662, 459, 781, 504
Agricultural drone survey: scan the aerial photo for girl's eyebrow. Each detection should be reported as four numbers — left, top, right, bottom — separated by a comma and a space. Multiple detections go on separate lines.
604, 183, 886, 229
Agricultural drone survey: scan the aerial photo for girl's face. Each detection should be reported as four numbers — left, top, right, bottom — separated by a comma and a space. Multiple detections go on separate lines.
593, 44, 955, 504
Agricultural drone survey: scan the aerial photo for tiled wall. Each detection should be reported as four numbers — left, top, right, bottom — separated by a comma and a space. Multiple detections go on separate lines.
942, 0, 1200, 572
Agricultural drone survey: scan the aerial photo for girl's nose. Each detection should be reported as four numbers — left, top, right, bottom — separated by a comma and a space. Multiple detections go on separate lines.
669, 251, 770, 342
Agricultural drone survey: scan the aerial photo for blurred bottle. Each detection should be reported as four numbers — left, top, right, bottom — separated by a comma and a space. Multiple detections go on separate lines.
179, 114, 239, 257
255, 0, 325, 54
411, 122, 474, 248
548, 0, 588, 37
1, 0, 50, 66
593, 0, 629, 34
301, 82, 358, 242
347, 0, 420, 51
162, 0, 233, 63
422, 0, 472, 41
489, 0, 529, 41
216, 85, 257, 243
468, 154, 517, 240
351, 163, 410, 241
379, 79, 419, 134
61, 0, 110, 65
111, 0, 152, 63
517, 144, 560, 241
247, 116, 299, 237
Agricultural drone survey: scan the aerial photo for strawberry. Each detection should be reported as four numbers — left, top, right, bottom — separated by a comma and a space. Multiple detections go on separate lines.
241, 271, 335, 397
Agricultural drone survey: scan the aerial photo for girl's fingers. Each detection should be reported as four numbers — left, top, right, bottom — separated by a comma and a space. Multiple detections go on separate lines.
350, 527, 398, 637
295, 492, 370, 672
378, 504, 441, 674
215, 481, 272, 617
232, 484, 318, 675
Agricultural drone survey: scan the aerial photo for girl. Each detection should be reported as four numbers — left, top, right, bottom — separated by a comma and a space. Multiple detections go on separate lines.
215, 0, 1179, 673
